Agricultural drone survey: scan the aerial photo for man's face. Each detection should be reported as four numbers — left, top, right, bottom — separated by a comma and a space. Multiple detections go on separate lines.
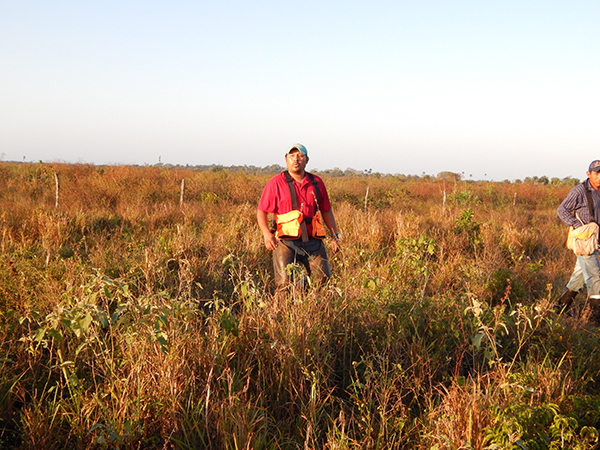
285, 150, 308, 174
588, 170, 600, 190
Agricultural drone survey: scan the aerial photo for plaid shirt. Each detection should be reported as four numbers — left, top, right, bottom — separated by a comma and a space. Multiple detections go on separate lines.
557, 179, 600, 228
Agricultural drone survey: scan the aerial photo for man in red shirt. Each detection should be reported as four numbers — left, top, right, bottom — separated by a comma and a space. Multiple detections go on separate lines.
257, 144, 340, 288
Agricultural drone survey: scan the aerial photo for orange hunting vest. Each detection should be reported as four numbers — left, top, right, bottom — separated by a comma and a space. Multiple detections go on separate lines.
275, 171, 326, 241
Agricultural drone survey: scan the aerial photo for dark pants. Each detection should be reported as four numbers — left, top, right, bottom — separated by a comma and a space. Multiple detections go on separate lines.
273, 238, 331, 288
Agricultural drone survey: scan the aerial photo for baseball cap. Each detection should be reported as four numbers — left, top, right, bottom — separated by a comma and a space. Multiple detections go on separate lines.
287, 144, 308, 156
589, 160, 600, 172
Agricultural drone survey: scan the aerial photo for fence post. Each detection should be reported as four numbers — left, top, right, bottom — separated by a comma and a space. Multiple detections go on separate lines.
180, 179, 185, 208
54, 172, 59, 209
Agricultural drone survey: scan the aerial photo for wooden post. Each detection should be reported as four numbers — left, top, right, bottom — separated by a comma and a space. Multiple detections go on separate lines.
364, 186, 369, 211
443, 189, 447, 209
54, 172, 59, 209
180, 179, 185, 208
513, 192, 517, 206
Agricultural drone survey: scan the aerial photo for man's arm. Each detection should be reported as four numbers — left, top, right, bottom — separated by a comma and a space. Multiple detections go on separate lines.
558, 185, 588, 228
257, 209, 279, 251
322, 208, 339, 253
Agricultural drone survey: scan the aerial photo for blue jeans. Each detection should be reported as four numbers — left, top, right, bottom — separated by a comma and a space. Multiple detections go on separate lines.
566, 251, 600, 297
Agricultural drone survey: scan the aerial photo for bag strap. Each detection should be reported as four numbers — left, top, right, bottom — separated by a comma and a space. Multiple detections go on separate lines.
280, 239, 317, 260
284, 171, 298, 209
284, 171, 321, 210
586, 188, 595, 220
306, 172, 321, 209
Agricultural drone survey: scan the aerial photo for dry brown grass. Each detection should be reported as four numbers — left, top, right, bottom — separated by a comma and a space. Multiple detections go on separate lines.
0, 162, 598, 449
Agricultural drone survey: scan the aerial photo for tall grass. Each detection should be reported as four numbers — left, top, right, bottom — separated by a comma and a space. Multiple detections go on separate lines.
1, 162, 599, 449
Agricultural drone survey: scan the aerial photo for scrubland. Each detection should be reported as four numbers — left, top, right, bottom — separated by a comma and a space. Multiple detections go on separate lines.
1, 162, 599, 449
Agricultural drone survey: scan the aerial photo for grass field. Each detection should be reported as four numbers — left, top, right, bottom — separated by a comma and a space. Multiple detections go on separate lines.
1, 162, 599, 449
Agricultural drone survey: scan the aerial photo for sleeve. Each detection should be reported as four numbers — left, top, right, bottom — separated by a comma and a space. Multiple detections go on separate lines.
557, 185, 586, 228
258, 178, 278, 213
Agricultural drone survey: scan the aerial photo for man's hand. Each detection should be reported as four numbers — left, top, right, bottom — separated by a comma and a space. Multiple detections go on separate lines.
330, 237, 339, 253
257, 209, 278, 251
263, 232, 279, 251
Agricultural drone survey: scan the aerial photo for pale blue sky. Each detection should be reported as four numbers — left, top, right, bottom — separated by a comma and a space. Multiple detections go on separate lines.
1, 1, 598, 180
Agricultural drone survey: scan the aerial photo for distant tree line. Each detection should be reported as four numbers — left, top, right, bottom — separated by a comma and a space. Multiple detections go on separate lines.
435, 171, 580, 186
148, 163, 581, 185
518, 175, 580, 186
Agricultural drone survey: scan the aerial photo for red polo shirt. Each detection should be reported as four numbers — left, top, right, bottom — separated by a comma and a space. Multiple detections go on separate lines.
258, 171, 331, 236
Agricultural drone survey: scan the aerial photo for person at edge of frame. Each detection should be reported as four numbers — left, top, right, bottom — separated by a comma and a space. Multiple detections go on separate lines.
257, 143, 340, 289
556, 159, 600, 321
